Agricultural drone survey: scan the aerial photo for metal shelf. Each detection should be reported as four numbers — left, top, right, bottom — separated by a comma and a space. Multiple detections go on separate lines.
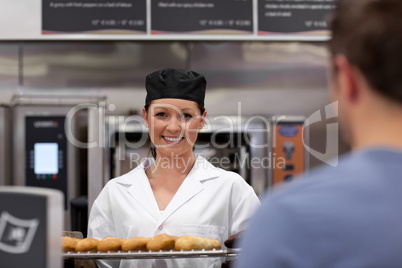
63, 249, 240, 259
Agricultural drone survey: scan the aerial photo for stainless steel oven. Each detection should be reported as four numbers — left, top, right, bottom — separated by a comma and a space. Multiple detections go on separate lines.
10, 95, 104, 231
86, 114, 308, 211
102, 115, 270, 196
0, 105, 11, 186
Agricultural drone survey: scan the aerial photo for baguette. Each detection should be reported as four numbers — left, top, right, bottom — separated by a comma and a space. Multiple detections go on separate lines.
121, 237, 150, 251
175, 236, 221, 251
146, 234, 178, 251
75, 237, 99, 252
64, 234, 222, 252
97, 237, 125, 252
62, 236, 79, 252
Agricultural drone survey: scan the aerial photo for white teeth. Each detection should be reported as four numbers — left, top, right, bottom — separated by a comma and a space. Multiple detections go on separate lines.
164, 136, 183, 142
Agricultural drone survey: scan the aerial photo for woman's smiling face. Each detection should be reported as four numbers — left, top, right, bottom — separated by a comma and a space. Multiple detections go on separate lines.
143, 98, 206, 158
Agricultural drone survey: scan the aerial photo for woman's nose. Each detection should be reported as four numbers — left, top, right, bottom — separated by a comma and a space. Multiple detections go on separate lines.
166, 116, 182, 133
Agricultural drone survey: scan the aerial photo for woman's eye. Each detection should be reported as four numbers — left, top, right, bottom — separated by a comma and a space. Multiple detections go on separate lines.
155, 112, 166, 117
183, 113, 193, 119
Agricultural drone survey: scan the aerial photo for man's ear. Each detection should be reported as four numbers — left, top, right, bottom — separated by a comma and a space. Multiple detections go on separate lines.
142, 107, 149, 128
333, 54, 359, 104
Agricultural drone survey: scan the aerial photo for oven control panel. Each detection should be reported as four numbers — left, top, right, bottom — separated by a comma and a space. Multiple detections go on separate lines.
25, 116, 68, 209
272, 120, 305, 185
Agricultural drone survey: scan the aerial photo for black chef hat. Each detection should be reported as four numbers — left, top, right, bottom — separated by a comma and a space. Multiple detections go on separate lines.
145, 68, 206, 107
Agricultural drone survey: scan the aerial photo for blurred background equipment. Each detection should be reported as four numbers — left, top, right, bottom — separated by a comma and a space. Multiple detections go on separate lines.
0, 186, 63, 268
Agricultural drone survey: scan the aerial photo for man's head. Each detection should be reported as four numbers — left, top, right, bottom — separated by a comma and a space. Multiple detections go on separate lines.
330, 0, 402, 102
329, 0, 402, 148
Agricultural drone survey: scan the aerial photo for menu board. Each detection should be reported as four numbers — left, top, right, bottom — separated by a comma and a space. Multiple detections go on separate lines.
42, 0, 146, 34
39, 0, 335, 39
258, 0, 335, 35
152, 0, 253, 34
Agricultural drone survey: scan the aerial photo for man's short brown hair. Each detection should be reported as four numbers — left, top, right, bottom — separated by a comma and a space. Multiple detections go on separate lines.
329, 0, 402, 103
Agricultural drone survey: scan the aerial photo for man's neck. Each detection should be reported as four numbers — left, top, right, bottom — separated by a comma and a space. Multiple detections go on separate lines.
352, 105, 402, 150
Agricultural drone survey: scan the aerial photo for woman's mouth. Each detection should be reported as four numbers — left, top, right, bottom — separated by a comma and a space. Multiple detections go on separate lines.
163, 136, 184, 144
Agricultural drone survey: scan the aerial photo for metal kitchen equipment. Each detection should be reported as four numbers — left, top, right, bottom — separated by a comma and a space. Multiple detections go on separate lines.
86, 114, 309, 212
11, 95, 104, 231
0, 105, 11, 186
269, 115, 308, 186
0, 186, 63, 268
63, 248, 240, 260
97, 114, 270, 197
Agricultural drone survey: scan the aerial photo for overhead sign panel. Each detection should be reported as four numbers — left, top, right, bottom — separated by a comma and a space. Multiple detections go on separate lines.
42, 0, 147, 34
39, 0, 335, 40
258, 0, 335, 36
151, 0, 253, 35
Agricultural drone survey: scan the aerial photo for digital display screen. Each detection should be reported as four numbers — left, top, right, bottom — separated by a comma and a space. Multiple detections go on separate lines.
34, 143, 58, 174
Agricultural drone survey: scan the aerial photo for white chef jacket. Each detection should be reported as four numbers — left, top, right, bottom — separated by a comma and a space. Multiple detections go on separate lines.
88, 156, 260, 268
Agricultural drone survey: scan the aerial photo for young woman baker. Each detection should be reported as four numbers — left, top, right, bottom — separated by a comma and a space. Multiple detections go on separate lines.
88, 68, 260, 267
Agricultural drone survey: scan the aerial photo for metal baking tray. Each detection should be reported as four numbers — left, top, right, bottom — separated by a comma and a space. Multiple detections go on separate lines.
63, 249, 240, 259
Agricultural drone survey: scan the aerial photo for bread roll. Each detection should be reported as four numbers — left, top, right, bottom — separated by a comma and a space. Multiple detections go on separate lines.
210, 238, 221, 250
146, 234, 178, 251
75, 237, 99, 252
121, 237, 150, 251
175, 236, 221, 251
62, 236, 78, 252
97, 237, 125, 252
